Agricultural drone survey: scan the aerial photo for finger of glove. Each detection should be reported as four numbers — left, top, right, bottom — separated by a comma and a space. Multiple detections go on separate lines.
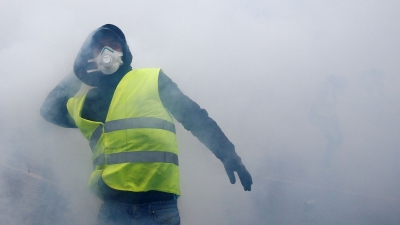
237, 166, 253, 191
224, 167, 236, 184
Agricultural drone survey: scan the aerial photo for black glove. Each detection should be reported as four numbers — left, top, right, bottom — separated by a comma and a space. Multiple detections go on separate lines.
222, 156, 253, 191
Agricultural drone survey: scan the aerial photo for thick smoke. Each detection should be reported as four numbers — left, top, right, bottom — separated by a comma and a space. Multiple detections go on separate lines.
1, 0, 400, 224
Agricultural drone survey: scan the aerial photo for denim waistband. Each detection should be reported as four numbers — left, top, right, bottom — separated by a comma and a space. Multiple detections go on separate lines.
104, 199, 178, 214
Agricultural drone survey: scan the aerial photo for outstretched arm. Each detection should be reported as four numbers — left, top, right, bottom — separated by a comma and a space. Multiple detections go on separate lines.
40, 72, 82, 128
158, 71, 252, 191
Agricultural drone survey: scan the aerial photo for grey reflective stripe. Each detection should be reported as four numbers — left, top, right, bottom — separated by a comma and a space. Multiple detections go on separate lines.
93, 151, 179, 167
104, 117, 176, 134
89, 125, 103, 152
93, 154, 105, 167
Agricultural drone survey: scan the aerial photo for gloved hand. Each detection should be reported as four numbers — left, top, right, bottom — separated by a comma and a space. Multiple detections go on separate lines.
222, 156, 253, 191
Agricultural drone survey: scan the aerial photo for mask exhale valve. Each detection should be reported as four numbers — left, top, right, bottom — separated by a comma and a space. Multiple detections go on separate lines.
87, 46, 123, 75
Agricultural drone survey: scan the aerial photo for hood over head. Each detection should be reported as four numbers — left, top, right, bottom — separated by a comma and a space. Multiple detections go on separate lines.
73, 24, 133, 88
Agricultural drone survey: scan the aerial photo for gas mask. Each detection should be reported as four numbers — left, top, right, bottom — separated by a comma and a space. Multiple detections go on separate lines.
87, 46, 123, 75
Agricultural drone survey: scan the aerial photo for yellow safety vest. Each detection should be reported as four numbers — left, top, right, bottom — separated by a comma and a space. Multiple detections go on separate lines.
67, 68, 180, 196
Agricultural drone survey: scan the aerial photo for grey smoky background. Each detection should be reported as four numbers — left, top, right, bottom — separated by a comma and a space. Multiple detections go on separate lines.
1, 0, 399, 224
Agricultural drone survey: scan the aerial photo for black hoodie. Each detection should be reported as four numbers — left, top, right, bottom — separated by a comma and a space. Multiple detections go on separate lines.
74, 24, 133, 88
41, 24, 238, 203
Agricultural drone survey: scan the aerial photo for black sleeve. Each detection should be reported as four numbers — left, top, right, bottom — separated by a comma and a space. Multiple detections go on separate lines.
40, 72, 82, 128
158, 70, 236, 160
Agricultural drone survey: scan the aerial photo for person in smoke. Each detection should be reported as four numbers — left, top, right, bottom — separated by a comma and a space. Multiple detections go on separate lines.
309, 75, 347, 168
40, 24, 252, 224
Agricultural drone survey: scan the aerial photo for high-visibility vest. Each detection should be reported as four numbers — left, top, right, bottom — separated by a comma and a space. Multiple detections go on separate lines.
67, 68, 180, 196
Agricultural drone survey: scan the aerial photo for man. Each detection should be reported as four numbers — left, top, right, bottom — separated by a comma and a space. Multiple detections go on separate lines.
41, 24, 252, 225
308, 75, 346, 168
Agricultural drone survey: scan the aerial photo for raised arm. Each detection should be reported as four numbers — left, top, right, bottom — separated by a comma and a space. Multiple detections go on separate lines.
40, 72, 82, 128
158, 71, 252, 191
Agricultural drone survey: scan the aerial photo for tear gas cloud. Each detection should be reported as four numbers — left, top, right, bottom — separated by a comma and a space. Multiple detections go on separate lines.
0, 0, 399, 224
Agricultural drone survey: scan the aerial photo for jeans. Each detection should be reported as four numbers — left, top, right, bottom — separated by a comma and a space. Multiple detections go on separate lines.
96, 199, 180, 225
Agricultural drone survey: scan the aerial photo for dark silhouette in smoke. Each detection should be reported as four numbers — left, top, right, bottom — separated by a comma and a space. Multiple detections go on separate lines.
0, 129, 71, 225
309, 74, 347, 168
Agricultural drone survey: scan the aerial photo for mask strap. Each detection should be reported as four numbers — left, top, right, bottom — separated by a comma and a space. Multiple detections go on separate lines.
87, 58, 100, 73
87, 68, 101, 73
